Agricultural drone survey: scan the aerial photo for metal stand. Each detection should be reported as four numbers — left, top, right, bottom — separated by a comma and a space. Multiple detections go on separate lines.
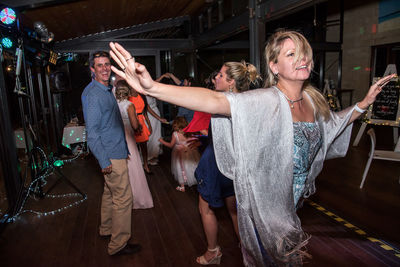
45, 160, 85, 198
14, 42, 85, 204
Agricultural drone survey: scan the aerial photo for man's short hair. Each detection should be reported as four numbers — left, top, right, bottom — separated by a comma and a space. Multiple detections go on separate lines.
90, 51, 110, 67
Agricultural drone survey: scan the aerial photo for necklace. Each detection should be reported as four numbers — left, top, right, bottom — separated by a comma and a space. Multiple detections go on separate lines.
281, 91, 303, 109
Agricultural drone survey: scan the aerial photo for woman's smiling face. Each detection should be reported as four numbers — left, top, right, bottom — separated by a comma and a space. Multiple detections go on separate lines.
270, 38, 312, 83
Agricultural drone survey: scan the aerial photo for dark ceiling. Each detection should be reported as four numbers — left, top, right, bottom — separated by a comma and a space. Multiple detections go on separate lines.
2, 0, 210, 42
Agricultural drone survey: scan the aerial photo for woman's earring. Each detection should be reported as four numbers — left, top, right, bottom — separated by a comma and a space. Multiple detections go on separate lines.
274, 72, 279, 79
229, 85, 233, 92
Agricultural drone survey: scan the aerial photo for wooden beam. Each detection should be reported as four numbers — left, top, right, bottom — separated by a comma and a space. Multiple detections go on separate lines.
54, 16, 190, 51
55, 39, 193, 53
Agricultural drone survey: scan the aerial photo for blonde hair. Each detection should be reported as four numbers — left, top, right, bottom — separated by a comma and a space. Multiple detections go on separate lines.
224, 60, 260, 92
172, 116, 188, 132
264, 30, 330, 121
115, 80, 131, 101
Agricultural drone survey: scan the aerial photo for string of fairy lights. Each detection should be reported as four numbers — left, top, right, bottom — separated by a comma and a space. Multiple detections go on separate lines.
361, 99, 400, 127
326, 93, 340, 111
6, 131, 88, 223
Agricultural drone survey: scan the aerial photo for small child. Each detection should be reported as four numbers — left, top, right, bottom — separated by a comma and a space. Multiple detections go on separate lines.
159, 117, 200, 192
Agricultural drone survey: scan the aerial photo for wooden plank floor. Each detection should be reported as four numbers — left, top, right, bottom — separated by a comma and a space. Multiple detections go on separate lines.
0, 122, 399, 266
0, 150, 242, 267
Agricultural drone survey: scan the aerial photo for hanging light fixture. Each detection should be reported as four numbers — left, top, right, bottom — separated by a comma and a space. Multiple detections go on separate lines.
33, 21, 54, 43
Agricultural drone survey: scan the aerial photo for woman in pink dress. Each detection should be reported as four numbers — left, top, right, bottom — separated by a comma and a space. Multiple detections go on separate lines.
115, 81, 154, 209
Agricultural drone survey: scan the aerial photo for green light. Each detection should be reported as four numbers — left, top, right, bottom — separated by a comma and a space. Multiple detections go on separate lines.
75, 138, 80, 141
70, 130, 74, 136
53, 160, 64, 167
353, 66, 361, 70
1, 37, 13, 48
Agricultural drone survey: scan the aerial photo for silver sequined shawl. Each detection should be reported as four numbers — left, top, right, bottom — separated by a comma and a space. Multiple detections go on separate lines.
211, 87, 354, 266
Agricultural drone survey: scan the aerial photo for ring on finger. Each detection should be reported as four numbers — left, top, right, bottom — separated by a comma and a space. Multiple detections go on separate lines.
122, 67, 126, 71
126, 56, 134, 62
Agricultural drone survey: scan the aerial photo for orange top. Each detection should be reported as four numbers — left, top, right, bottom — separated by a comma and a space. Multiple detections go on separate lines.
129, 95, 151, 143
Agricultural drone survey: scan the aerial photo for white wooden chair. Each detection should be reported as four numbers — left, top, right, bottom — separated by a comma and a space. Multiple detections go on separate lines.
360, 128, 400, 188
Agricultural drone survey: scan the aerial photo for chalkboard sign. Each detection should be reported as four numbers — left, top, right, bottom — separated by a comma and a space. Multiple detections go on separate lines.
368, 77, 400, 126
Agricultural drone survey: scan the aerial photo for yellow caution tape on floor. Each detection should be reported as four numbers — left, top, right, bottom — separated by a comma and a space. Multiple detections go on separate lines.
307, 200, 400, 259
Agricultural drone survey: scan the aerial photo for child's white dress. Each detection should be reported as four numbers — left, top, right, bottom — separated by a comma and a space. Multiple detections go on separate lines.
170, 131, 200, 186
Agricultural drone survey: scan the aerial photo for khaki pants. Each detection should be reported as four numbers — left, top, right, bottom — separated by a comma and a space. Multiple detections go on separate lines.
99, 159, 133, 255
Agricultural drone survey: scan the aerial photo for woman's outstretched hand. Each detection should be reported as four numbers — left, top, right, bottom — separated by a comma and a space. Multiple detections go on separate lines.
109, 42, 154, 95
358, 73, 397, 109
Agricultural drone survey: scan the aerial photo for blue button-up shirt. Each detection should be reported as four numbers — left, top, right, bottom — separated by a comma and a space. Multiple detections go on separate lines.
81, 80, 128, 169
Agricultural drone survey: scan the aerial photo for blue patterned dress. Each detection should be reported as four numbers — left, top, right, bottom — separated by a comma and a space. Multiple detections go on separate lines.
251, 121, 323, 266
292, 122, 322, 206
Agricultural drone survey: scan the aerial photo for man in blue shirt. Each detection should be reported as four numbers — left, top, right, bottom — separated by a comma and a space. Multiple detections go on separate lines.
81, 51, 140, 256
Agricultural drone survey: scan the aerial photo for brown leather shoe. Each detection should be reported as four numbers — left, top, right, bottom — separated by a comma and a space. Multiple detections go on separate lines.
113, 244, 142, 256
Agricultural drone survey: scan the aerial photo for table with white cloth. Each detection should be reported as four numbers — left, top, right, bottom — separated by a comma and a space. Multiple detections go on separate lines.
62, 125, 87, 154
14, 128, 32, 151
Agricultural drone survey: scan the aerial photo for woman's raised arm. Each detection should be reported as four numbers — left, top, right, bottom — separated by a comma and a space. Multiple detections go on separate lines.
109, 42, 231, 116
